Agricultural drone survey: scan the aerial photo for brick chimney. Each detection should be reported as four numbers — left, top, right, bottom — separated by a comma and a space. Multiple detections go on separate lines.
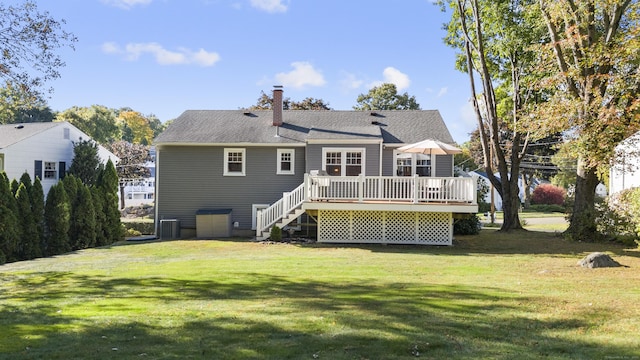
272, 85, 283, 126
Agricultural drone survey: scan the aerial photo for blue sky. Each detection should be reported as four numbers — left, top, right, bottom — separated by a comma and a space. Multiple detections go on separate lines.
36, 0, 476, 143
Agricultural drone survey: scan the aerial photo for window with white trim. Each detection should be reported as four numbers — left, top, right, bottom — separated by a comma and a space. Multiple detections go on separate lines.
224, 148, 246, 176
44, 162, 57, 179
416, 158, 431, 177
322, 148, 365, 176
395, 152, 431, 177
277, 149, 295, 175
345, 151, 362, 176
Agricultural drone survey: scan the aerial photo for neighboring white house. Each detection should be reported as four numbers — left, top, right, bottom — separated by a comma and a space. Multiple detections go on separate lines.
0, 122, 118, 196
468, 170, 538, 211
121, 147, 155, 207
610, 132, 640, 195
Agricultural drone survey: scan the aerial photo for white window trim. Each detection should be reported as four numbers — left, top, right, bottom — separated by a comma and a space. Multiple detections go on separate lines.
276, 148, 295, 175
44, 161, 57, 180
224, 148, 246, 176
321, 147, 366, 176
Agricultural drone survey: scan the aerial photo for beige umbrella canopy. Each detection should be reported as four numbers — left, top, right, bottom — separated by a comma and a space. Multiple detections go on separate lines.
397, 139, 462, 155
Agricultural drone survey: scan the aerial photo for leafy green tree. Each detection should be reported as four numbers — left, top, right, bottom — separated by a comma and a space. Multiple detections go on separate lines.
30, 177, 45, 258
0, 172, 20, 263
290, 97, 332, 110
56, 105, 119, 144
62, 174, 78, 207
16, 183, 38, 260
10, 179, 19, 196
353, 83, 420, 110
67, 139, 102, 186
533, 0, 640, 241
44, 182, 71, 256
19, 172, 32, 189
62, 174, 79, 247
147, 114, 167, 138
91, 186, 108, 247
442, 0, 544, 231
73, 180, 97, 250
0, 84, 54, 124
0, 1, 77, 99
98, 159, 122, 244
107, 141, 151, 209
247, 90, 331, 110
117, 111, 154, 145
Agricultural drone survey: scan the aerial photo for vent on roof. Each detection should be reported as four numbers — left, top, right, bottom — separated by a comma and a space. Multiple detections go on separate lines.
14, 125, 24, 129
371, 120, 380, 125
243, 111, 252, 116
370, 111, 379, 117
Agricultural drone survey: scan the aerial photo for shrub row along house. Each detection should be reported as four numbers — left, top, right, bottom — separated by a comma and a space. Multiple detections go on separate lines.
0, 122, 122, 263
154, 87, 477, 245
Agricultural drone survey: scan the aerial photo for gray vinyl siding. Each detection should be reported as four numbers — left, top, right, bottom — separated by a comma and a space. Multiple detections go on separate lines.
381, 148, 395, 176
435, 155, 454, 177
305, 143, 381, 176
156, 145, 305, 231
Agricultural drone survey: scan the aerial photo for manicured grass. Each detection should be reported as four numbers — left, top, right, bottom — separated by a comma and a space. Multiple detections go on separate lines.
1, 232, 639, 359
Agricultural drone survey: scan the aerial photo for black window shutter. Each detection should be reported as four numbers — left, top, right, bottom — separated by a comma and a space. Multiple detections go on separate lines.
59, 161, 66, 179
34, 160, 42, 180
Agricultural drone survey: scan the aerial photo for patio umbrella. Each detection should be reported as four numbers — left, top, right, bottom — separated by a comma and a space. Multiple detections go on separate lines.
397, 139, 462, 155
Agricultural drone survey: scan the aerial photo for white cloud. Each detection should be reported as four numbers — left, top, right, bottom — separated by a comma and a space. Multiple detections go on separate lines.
275, 62, 326, 89
339, 72, 364, 90
101, 0, 152, 10
190, 48, 223, 66
250, 0, 288, 13
382, 67, 411, 91
101, 42, 120, 54
102, 42, 220, 66
437, 87, 448, 98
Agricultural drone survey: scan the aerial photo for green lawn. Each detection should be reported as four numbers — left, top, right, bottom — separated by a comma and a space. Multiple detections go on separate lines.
1, 232, 639, 359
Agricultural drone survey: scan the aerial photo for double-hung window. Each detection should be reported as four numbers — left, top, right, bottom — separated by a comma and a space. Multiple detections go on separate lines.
44, 162, 57, 179
322, 148, 365, 176
277, 149, 295, 175
224, 148, 246, 176
395, 152, 431, 177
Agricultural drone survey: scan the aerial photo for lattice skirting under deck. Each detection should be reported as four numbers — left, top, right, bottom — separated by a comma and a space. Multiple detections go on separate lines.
317, 210, 452, 245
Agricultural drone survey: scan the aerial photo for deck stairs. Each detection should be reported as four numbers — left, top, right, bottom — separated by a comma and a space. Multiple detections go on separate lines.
256, 182, 306, 241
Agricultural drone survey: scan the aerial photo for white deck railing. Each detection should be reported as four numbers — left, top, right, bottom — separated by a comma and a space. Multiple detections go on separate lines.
308, 174, 476, 204
256, 182, 306, 237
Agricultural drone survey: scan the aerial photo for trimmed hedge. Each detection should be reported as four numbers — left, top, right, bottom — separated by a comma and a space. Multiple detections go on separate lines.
123, 221, 155, 236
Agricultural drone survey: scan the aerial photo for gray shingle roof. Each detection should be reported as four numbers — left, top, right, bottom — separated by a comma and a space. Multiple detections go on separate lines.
154, 110, 455, 146
0, 122, 60, 148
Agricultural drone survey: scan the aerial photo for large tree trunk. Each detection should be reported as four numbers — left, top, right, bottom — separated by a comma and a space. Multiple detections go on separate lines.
119, 184, 125, 210
565, 157, 599, 240
498, 138, 523, 232
501, 181, 523, 231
